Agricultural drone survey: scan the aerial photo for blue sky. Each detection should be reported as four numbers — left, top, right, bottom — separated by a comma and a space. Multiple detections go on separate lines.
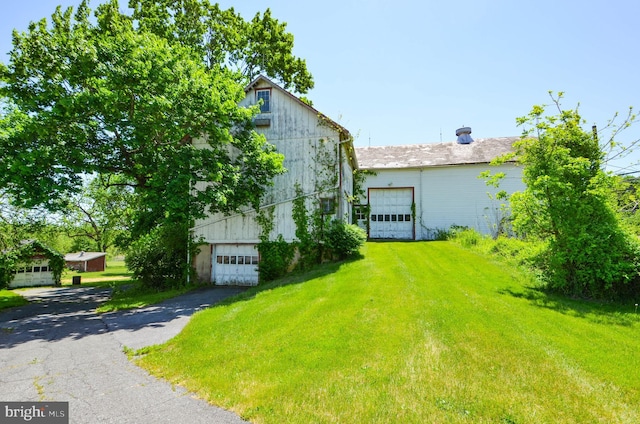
2, 0, 639, 173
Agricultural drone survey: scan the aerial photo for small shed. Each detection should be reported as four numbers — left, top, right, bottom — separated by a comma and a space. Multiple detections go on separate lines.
6, 240, 64, 288
65, 252, 107, 272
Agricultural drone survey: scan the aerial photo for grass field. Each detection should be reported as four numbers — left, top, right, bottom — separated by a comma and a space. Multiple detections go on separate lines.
61, 260, 132, 286
135, 242, 640, 423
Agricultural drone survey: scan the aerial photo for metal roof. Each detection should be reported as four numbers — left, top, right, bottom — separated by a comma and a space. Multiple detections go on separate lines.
355, 136, 520, 170
64, 252, 107, 262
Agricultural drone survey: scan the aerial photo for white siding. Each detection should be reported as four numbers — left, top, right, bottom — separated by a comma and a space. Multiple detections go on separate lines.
361, 163, 524, 240
194, 78, 353, 245
192, 77, 355, 284
10, 259, 55, 288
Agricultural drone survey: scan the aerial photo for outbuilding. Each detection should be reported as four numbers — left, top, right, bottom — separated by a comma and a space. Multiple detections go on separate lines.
355, 134, 525, 240
6, 240, 64, 288
64, 251, 107, 273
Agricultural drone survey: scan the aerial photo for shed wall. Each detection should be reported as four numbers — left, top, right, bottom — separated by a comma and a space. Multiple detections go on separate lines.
361, 163, 524, 239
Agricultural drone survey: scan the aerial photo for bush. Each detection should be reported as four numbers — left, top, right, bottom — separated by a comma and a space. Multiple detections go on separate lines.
257, 235, 296, 282
125, 223, 195, 290
325, 220, 367, 260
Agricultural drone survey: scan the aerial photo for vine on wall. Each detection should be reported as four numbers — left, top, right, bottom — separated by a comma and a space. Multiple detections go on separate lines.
255, 136, 366, 282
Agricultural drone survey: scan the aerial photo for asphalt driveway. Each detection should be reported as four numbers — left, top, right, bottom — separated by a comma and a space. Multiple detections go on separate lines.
0, 285, 249, 423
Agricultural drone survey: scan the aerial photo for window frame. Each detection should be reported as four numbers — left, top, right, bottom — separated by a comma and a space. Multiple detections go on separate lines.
320, 197, 337, 215
255, 88, 271, 113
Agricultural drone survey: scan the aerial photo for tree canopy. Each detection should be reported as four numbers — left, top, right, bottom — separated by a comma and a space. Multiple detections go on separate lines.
510, 93, 640, 299
0, 0, 310, 232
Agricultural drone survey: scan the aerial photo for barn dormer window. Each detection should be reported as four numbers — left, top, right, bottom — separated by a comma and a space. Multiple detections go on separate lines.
256, 88, 271, 113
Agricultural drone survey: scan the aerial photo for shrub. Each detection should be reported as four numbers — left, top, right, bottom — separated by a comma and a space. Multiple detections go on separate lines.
125, 223, 195, 290
325, 220, 367, 260
257, 235, 296, 282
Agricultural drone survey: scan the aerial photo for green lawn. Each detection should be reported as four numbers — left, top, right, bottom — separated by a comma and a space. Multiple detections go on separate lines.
61, 260, 132, 286
0, 289, 29, 310
137, 241, 640, 423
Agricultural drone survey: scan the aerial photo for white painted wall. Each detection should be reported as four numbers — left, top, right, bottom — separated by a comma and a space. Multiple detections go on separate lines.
362, 162, 524, 239
9, 259, 55, 288
192, 77, 355, 284
194, 78, 354, 246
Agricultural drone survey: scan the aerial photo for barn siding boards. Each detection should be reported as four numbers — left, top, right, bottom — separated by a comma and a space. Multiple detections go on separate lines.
192, 75, 355, 285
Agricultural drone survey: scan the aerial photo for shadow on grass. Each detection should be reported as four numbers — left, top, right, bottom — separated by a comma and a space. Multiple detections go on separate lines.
213, 254, 365, 308
499, 286, 640, 327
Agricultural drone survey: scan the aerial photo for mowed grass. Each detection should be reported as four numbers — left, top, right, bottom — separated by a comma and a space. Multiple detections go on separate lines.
61, 260, 132, 286
136, 242, 640, 423
0, 289, 29, 311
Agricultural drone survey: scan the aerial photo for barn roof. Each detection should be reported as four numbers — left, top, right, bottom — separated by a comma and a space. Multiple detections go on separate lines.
355, 136, 520, 170
64, 252, 107, 262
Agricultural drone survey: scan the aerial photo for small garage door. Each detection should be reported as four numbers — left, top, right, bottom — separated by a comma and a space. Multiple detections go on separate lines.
212, 244, 259, 286
369, 188, 414, 239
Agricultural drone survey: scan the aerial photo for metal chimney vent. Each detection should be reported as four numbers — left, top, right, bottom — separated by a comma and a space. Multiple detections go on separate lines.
456, 126, 473, 144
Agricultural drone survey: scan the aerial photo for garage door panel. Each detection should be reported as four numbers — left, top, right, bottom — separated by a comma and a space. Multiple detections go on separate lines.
213, 244, 259, 286
369, 188, 414, 239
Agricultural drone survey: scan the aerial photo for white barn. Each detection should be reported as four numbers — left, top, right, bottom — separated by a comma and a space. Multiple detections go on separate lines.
193, 76, 357, 285
355, 136, 524, 240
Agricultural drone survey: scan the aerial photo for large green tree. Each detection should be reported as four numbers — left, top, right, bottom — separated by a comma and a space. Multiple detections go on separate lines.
0, 0, 298, 232
511, 94, 640, 299
62, 174, 135, 252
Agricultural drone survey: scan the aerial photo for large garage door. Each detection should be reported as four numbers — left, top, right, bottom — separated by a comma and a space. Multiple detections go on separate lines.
369, 188, 414, 239
212, 244, 259, 286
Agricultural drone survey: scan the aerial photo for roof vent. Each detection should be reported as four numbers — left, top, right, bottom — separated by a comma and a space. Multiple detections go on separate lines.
456, 126, 473, 144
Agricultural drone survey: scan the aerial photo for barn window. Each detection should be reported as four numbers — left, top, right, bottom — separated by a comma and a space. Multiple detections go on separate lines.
256, 89, 271, 113
405, 214, 411, 222
320, 197, 336, 214
354, 204, 367, 221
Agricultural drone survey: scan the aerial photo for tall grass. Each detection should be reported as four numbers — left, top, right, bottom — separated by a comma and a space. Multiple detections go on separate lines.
136, 242, 640, 423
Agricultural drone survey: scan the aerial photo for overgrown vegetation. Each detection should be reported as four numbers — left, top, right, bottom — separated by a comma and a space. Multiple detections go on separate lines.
0, 240, 64, 289
125, 223, 197, 290
483, 93, 640, 300
1, 0, 318, 289
257, 152, 367, 282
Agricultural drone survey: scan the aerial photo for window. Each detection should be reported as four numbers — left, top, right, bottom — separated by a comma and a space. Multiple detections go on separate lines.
320, 197, 336, 214
354, 205, 368, 221
256, 89, 271, 113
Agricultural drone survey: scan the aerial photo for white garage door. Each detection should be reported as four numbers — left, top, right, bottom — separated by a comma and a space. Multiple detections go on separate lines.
369, 188, 414, 239
212, 244, 259, 286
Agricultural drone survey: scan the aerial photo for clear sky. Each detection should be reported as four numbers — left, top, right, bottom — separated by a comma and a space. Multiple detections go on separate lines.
2, 0, 639, 173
